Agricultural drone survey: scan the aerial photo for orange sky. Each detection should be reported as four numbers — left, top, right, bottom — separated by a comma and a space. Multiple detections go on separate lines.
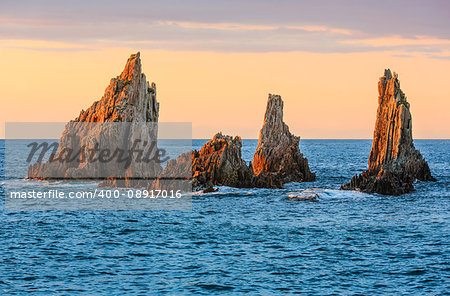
1, 47, 449, 139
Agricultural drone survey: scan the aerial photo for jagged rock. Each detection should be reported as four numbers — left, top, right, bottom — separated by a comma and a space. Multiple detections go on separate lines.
158, 94, 316, 191
150, 151, 192, 191
154, 133, 254, 191
28, 52, 162, 185
252, 94, 315, 183
151, 132, 283, 191
191, 133, 254, 189
74, 52, 158, 123
342, 69, 435, 195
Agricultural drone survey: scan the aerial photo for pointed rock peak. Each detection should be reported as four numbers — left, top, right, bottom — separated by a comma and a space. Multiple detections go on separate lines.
212, 132, 241, 143
120, 52, 141, 81
384, 68, 392, 79
253, 93, 315, 183
265, 93, 284, 123
212, 132, 228, 141
268, 93, 282, 100
28, 51, 161, 183
342, 70, 434, 195
129, 51, 140, 60
71, 51, 158, 123
378, 68, 405, 101
383, 68, 399, 81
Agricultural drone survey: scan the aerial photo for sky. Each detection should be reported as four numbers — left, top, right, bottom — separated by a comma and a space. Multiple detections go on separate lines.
0, 0, 449, 138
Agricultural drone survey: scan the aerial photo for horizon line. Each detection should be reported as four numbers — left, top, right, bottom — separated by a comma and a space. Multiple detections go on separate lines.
1, 138, 449, 140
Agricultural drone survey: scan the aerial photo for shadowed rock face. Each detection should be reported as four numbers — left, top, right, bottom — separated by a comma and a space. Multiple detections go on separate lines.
253, 94, 315, 183
28, 52, 162, 184
342, 69, 435, 195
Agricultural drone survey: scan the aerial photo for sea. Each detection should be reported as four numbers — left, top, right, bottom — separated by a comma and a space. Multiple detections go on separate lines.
0, 139, 448, 295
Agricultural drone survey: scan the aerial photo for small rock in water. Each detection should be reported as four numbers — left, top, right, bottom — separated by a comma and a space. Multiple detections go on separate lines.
288, 193, 319, 202
202, 185, 218, 193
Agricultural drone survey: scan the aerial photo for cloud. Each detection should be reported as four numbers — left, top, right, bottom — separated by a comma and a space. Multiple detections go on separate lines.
391, 54, 415, 58
1, 0, 449, 37
0, 0, 449, 56
157, 21, 353, 35
344, 35, 450, 47
0, 39, 95, 52
425, 53, 450, 60
285, 25, 352, 35
158, 21, 278, 31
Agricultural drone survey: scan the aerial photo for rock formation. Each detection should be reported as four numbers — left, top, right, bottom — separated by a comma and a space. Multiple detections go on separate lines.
74, 52, 159, 123
28, 52, 162, 185
158, 93, 316, 190
342, 69, 435, 195
191, 133, 255, 188
27, 53, 316, 192
252, 94, 315, 183
152, 132, 257, 191
150, 150, 193, 191
202, 185, 219, 193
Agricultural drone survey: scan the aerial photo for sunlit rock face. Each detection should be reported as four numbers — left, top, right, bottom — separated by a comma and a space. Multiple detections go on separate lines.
153, 133, 254, 191
252, 94, 315, 184
191, 133, 254, 189
28, 52, 162, 186
75, 52, 159, 123
342, 69, 435, 195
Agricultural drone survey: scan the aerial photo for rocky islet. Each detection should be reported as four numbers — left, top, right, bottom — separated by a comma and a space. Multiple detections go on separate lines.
341, 69, 435, 195
28, 54, 434, 195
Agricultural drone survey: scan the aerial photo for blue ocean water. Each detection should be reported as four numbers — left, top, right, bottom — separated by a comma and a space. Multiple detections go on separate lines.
0, 139, 449, 295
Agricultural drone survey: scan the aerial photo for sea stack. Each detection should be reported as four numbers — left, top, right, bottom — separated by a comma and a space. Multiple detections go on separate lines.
153, 132, 255, 191
342, 69, 435, 195
190, 133, 254, 188
74, 52, 158, 123
252, 94, 315, 183
28, 52, 162, 185
150, 94, 316, 191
